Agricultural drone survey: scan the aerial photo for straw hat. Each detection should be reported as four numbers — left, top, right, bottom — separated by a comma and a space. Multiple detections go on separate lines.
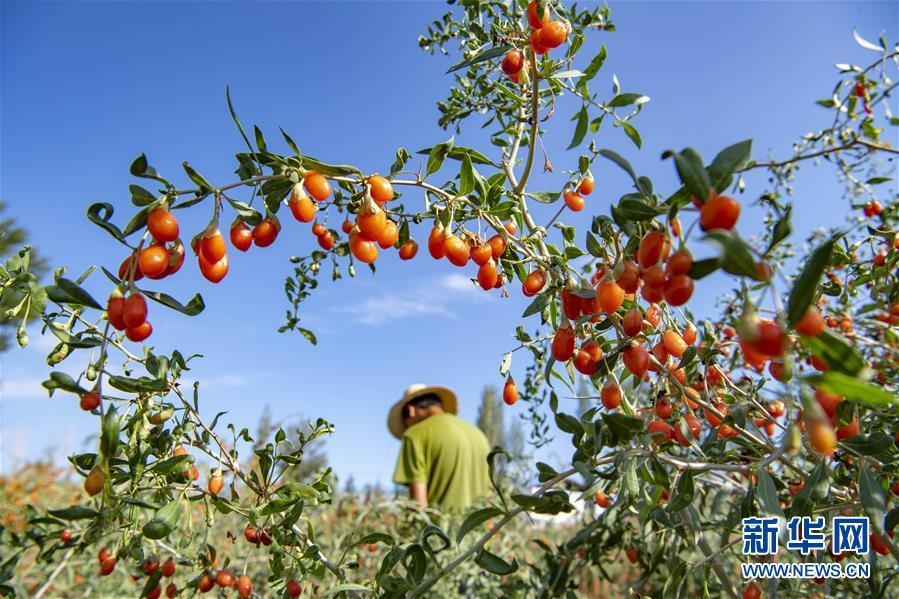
387, 383, 458, 439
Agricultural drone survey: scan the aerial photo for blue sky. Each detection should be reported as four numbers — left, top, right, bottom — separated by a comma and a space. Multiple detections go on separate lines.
2, 1, 896, 488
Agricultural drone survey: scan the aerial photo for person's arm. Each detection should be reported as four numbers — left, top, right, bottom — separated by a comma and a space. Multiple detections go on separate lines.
393, 434, 428, 506
409, 482, 428, 507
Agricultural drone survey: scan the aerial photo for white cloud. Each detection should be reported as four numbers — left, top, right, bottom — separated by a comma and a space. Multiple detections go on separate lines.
340, 274, 490, 326
0, 425, 80, 475
440, 272, 483, 295
29, 333, 60, 352
181, 374, 249, 389
1, 377, 48, 400
352, 296, 455, 325
209, 374, 249, 387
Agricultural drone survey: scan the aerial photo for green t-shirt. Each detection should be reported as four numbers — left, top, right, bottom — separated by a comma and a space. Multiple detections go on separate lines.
393, 413, 490, 512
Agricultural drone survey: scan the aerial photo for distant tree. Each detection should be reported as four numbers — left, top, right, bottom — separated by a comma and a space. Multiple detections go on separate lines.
369, 481, 384, 503
504, 415, 526, 458
344, 475, 356, 494
0, 202, 47, 351
476, 383, 531, 487
250, 405, 328, 483
476, 384, 506, 449
253, 405, 275, 452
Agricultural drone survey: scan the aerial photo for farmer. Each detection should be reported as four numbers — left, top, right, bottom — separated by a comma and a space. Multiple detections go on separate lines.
389, 384, 490, 512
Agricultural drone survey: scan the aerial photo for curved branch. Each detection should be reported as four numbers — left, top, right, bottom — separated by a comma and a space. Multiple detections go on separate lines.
514, 50, 542, 196
740, 137, 898, 172
409, 466, 578, 597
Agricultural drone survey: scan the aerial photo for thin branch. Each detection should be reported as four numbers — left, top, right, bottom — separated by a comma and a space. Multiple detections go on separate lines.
514, 51, 542, 196
740, 137, 898, 172
409, 466, 579, 597
679, 511, 740, 599
34, 547, 74, 599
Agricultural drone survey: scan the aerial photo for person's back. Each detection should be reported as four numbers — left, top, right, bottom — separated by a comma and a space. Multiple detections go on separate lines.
394, 412, 490, 512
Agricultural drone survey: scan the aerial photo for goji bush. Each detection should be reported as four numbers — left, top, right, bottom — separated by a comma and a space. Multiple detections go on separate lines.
2, 1, 898, 597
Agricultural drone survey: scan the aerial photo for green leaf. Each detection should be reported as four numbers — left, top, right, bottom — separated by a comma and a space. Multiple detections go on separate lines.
802, 330, 866, 377
279, 127, 302, 157
129, 153, 167, 184
662, 560, 688, 599
107, 375, 168, 394
586, 232, 603, 257
840, 433, 898, 464
668, 148, 710, 202
425, 138, 454, 177
755, 470, 785, 521
390, 148, 411, 175
555, 412, 584, 437
149, 455, 194, 475
602, 413, 644, 445
535, 462, 558, 483
550, 69, 584, 80
420, 524, 450, 559
598, 149, 638, 186
786, 238, 835, 326
48, 506, 99, 520
402, 544, 427, 583
459, 154, 475, 196
253, 125, 267, 153
45, 278, 102, 310
582, 45, 607, 81
297, 327, 317, 345
522, 290, 551, 318
667, 470, 694, 512
790, 461, 829, 518
707, 140, 752, 192
474, 548, 518, 575
616, 198, 663, 221
224, 198, 262, 224
495, 81, 525, 104
129, 185, 157, 206
563, 246, 585, 260
511, 489, 573, 514
457, 507, 504, 542
608, 93, 649, 107
620, 121, 642, 149
143, 498, 181, 540
688, 257, 719, 280
322, 584, 372, 596
767, 205, 792, 253
260, 496, 301, 516
860, 467, 886, 534
807, 372, 897, 408
525, 191, 560, 204
122, 205, 152, 237
138, 289, 205, 317
353, 532, 395, 547
119, 497, 160, 510
226, 86, 260, 169
42, 371, 87, 395
300, 155, 363, 177
130, 153, 149, 177
416, 145, 492, 165
182, 162, 213, 192
703, 231, 756, 278
100, 406, 120, 458
446, 44, 512, 73
568, 105, 589, 149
